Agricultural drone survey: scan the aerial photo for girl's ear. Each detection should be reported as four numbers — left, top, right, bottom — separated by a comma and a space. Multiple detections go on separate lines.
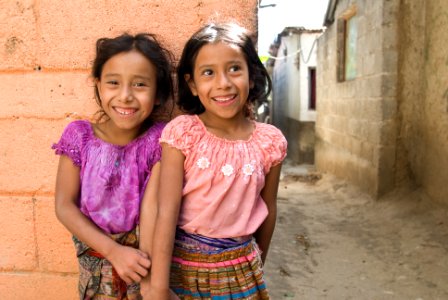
95, 78, 101, 93
184, 74, 198, 96
250, 80, 255, 89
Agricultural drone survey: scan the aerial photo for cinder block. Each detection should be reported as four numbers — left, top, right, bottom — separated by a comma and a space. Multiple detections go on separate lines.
360, 141, 374, 162
0, 119, 75, 193
0, 197, 36, 271
35, 197, 78, 273
362, 98, 383, 122
0, 72, 97, 118
0, 1, 38, 69
0, 272, 78, 300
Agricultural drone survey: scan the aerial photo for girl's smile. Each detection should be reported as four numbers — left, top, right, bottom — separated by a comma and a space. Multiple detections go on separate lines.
114, 106, 137, 116
212, 94, 238, 105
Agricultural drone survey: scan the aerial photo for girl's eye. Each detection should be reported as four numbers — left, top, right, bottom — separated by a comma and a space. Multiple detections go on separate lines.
106, 80, 119, 86
202, 69, 213, 76
133, 82, 147, 87
229, 65, 241, 72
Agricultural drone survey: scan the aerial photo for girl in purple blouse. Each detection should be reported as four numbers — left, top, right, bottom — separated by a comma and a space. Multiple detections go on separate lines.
52, 33, 174, 299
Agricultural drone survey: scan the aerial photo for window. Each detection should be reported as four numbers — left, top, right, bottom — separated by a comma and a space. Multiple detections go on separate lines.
308, 67, 316, 110
337, 6, 357, 82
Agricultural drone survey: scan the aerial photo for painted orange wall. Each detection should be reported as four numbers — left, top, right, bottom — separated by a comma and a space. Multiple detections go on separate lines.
0, 1, 257, 298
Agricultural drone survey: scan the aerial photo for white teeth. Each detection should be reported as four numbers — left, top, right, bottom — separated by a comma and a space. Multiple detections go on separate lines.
214, 96, 234, 102
115, 108, 135, 115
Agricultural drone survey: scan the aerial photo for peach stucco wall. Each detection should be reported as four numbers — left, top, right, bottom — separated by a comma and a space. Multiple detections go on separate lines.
0, 1, 257, 298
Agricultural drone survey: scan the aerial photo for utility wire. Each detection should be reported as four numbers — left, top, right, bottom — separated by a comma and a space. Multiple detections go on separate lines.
265, 35, 319, 64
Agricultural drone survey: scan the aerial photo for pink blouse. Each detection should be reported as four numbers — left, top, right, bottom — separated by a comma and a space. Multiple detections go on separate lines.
160, 115, 287, 238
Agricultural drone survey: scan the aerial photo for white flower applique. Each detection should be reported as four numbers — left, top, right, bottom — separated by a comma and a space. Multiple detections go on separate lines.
242, 163, 255, 176
221, 164, 234, 176
196, 157, 210, 170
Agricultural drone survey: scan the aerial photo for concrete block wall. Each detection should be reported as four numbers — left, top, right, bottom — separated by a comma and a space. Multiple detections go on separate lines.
315, 0, 400, 196
0, 1, 257, 298
397, 0, 448, 205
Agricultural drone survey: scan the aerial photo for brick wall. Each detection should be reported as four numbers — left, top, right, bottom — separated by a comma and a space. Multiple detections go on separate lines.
0, 1, 257, 298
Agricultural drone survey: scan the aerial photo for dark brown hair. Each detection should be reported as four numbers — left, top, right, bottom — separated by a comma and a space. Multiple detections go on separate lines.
176, 23, 272, 116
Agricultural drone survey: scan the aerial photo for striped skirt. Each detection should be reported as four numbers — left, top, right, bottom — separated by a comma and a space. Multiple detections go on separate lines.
73, 228, 141, 300
170, 229, 270, 299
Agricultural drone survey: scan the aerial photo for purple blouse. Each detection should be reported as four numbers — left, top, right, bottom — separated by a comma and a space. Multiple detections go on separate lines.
52, 120, 165, 234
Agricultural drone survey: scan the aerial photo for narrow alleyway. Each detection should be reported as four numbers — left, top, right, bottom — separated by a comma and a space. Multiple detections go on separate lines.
264, 161, 448, 300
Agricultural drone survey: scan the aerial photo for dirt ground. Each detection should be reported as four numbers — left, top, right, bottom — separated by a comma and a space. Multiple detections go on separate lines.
264, 161, 448, 300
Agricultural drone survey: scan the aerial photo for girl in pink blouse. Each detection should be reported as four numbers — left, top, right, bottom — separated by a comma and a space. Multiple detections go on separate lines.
52, 33, 174, 299
144, 23, 287, 299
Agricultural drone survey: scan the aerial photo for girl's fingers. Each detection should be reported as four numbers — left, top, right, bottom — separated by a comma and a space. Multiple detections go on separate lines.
121, 275, 134, 285
134, 264, 149, 278
139, 255, 151, 269
137, 249, 149, 258
129, 269, 147, 283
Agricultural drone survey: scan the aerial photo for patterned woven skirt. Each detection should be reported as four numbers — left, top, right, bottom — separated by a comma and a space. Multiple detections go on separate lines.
170, 228, 270, 299
73, 227, 141, 300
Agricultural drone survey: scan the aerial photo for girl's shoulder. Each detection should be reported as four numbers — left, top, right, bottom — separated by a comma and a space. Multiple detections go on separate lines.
254, 122, 287, 143
160, 115, 204, 154
253, 122, 288, 167
52, 120, 94, 166
162, 114, 202, 137
60, 119, 94, 142
134, 121, 167, 151
166, 114, 198, 127
142, 121, 166, 139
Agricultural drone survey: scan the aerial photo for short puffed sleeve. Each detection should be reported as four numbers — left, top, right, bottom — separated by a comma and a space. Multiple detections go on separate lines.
159, 115, 203, 157
255, 123, 288, 172
51, 120, 90, 167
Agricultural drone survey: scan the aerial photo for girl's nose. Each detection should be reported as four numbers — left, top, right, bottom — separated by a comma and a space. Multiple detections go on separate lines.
120, 86, 133, 102
216, 72, 231, 89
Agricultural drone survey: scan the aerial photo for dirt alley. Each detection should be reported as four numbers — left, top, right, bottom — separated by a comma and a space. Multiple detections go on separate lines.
263, 162, 448, 300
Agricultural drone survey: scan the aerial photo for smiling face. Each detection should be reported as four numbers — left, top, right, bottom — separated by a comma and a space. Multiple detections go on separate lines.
185, 42, 252, 122
96, 50, 158, 135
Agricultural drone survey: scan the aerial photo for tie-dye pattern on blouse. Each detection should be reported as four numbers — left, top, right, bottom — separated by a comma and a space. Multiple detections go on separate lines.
52, 120, 165, 234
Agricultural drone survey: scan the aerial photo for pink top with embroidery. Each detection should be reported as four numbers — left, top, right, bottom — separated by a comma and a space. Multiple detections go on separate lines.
160, 114, 287, 238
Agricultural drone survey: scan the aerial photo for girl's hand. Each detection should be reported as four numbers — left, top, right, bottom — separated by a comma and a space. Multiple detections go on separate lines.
106, 244, 151, 284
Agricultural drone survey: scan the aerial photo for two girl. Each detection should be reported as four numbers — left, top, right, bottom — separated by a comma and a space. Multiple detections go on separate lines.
54, 22, 287, 300
53, 33, 174, 299
144, 23, 287, 299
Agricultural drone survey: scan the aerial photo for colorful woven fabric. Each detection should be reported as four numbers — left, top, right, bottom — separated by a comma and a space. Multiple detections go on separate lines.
73, 228, 141, 300
170, 229, 270, 299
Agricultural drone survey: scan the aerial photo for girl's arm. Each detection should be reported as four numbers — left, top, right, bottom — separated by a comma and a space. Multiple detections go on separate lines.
54, 155, 150, 284
145, 144, 185, 299
139, 162, 161, 294
253, 163, 283, 263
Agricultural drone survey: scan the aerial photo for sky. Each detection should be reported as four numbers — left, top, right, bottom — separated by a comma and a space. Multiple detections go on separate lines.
257, 0, 329, 56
